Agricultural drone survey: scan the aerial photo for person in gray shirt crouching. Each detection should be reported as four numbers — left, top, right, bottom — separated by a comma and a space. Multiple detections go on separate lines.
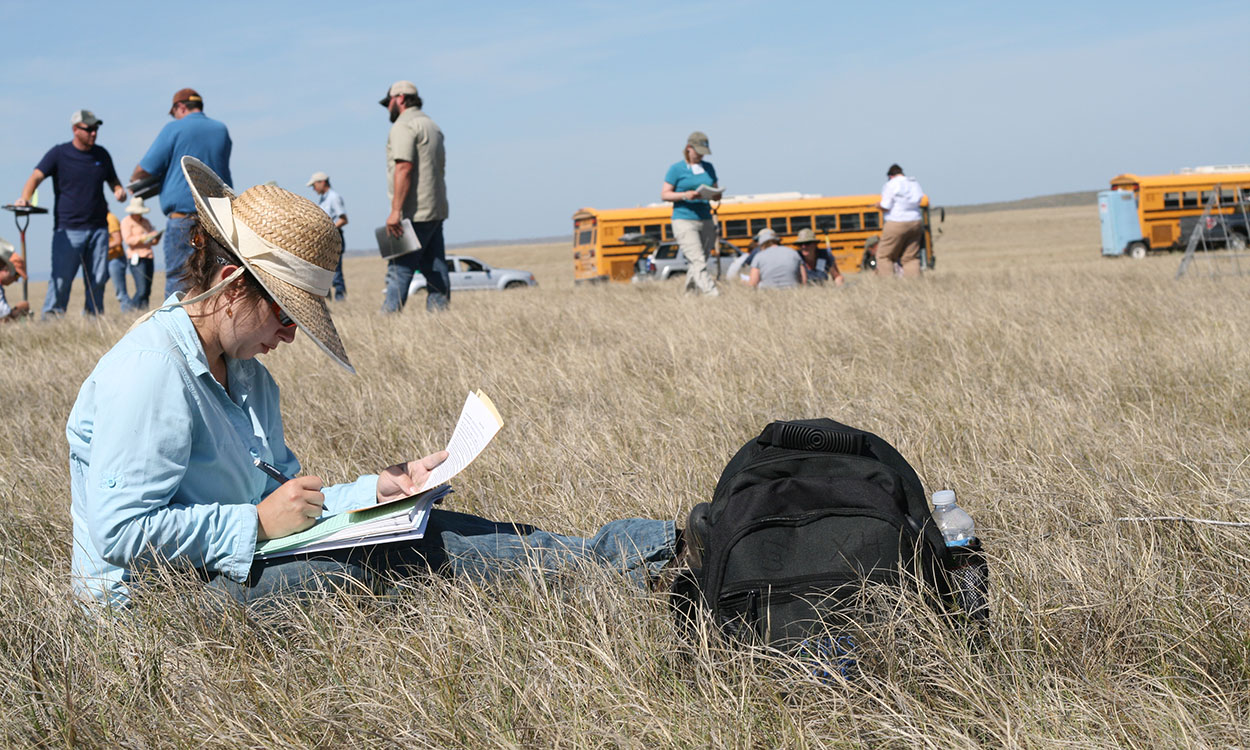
747, 228, 806, 289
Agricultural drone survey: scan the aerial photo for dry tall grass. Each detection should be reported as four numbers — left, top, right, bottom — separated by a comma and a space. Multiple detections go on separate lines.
1, 204, 1248, 747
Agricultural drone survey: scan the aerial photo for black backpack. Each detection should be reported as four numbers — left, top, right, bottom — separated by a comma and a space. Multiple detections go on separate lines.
673, 418, 978, 649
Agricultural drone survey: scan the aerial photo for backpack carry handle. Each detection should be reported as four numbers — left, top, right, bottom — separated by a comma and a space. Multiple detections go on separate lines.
757, 421, 864, 455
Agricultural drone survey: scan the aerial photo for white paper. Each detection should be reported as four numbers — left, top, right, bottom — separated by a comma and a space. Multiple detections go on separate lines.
420, 391, 503, 492
694, 184, 723, 200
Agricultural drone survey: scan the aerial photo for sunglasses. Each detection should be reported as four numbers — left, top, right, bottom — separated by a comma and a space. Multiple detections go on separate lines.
270, 300, 296, 328
75, 124, 100, 133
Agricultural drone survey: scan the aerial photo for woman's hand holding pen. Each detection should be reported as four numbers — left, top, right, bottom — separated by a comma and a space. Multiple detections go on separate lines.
256, 476, 325, 541
377, 451, 449, 504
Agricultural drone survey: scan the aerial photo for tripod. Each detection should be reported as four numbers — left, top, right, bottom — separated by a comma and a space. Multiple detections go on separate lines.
1, 203, 48, 302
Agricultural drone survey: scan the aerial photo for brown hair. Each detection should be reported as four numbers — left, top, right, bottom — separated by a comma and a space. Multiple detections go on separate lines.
177, 221, 270, 302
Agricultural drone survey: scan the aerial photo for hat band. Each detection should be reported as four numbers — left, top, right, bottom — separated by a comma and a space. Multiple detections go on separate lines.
207, 196, 335, 297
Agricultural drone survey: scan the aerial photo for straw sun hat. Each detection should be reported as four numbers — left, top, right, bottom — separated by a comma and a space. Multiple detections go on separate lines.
180, 156, 353, 373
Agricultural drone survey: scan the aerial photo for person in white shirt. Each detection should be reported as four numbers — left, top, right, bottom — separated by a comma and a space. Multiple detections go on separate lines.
877, 164, 926, 278
306, 171, 348, 300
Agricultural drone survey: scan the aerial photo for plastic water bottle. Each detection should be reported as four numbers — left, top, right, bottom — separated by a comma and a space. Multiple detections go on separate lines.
931, 490, 975, 547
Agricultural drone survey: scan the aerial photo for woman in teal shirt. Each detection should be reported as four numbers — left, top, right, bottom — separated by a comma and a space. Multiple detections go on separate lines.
660, 131, 721, 296
69, 157, 677, 610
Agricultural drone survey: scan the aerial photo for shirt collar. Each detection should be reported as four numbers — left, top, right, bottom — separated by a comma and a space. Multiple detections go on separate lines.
151, 292, 255, 393
151, 293, 211, 377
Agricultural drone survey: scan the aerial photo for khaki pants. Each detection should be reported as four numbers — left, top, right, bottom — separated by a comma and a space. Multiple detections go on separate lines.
876, 219, 924, 278
672, 218, 720, 296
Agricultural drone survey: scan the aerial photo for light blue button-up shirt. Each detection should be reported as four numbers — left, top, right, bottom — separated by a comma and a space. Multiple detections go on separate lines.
68, 296, 376, 608
316, 188, 346, 224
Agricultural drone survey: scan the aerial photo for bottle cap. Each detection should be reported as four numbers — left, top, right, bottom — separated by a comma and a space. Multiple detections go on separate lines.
931, 489, 956, 507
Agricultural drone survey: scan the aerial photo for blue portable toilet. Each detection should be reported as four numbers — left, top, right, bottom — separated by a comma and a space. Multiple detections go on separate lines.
1099, 189, 1144, 257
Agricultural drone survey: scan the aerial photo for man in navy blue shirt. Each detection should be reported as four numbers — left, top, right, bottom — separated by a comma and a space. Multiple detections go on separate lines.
130, 88, 232, 298
16, 109, 127, 317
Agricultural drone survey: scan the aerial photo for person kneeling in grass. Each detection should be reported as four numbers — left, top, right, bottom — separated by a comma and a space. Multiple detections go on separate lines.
69, 157, 677, 611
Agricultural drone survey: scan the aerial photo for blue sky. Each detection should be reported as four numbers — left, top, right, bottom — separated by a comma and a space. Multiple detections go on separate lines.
2, 0, 1247, 278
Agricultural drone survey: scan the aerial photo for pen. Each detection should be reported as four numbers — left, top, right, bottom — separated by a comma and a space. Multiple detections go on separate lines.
253, 457, 292, 484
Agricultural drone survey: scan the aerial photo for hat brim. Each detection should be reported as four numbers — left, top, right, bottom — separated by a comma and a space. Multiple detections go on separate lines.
0, 241, 17, 279
180, 156, 355, 374
378, 92, 392, 107
690, 144, 711, 156
125, 206, 150, 215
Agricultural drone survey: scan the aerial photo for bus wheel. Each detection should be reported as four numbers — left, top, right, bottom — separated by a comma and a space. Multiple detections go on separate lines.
1127, 242, 1148, 260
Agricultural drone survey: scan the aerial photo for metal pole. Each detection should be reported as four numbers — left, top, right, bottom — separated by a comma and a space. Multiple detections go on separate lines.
17, 213, 29, 302
4, 205, 47, 303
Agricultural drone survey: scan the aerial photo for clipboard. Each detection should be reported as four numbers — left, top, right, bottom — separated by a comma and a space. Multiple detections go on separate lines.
375, 220, 422, 259
127, 173, 162, 200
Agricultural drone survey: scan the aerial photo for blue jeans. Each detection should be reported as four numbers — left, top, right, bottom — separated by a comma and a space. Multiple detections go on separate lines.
43, 227, 108, 316
163, 215, 198, 298
381, 220, 449, 312
107, 257, 130, 311
331, 229, 347, 300
203, 511, 675, 607
129, 257, 155, 309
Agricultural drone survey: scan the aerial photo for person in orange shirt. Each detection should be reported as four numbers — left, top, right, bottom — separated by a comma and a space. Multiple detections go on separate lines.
120, 197, 161, 310
104, 212, 130, 310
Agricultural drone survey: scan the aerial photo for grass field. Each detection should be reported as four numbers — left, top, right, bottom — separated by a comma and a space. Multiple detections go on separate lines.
2, 203, 1248, 747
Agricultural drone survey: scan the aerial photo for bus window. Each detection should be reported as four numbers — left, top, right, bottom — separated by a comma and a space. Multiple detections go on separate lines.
840, 213, 861, 231
790, 216, 812, 232
725, 219, 749, 238
644, 224, 662, 239
1163, 193, 1179, 209
1241, 187, 1250, 204
624, 225, 640, 235
814, 214, 836, 232
864, 212, 881, 230
770, 217, 787, 234
1200, 191, 1213, 207
664, 223, 674, 240
1182, 191, 1199, 209
750, 218, 768, 236
576, 229, 593, 246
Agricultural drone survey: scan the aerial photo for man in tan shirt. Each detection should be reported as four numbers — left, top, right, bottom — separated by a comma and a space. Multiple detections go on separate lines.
380, 80, 449, 312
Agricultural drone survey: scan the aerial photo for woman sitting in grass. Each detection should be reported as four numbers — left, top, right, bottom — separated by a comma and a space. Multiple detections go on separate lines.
68, 157, 678, 610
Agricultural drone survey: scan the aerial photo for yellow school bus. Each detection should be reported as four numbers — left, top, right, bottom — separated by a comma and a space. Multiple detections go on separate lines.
1110, 171, 1250, 253
572, 192, 937, 283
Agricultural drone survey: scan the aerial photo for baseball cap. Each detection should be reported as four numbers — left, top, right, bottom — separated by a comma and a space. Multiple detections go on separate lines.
755, 227, 778, 244
70, 109, 101, 128
0, 238, 27, 280
686, 131, 711, 156
169, 88, 203, 115
794, 228, 817, 244
306, 171, 329, 186
379, 80, 418, 107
